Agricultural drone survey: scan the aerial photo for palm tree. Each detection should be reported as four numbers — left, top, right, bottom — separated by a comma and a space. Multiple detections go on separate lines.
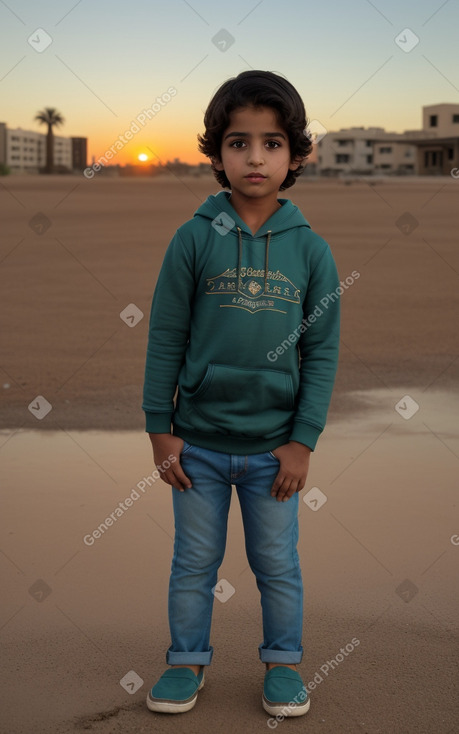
34, 108, 65, 174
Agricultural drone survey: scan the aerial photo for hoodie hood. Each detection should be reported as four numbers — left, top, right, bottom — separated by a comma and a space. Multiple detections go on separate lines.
194, 190, 311, 237
194, 191, 312, 299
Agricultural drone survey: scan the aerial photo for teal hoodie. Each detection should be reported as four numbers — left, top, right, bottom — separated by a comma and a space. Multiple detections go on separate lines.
142, 190, 340, 454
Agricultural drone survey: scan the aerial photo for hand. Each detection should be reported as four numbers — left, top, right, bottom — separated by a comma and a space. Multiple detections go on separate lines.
270, 441, 311, 502
148, 433, 192, 491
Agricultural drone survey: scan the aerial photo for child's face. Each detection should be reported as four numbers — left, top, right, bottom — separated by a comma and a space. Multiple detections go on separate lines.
213, 105, 300, 198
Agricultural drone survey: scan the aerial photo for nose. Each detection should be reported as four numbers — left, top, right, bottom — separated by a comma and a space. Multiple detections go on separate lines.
247, 144, 265, 166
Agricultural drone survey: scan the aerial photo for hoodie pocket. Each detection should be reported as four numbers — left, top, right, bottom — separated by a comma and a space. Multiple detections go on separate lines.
187, 363, 295, 437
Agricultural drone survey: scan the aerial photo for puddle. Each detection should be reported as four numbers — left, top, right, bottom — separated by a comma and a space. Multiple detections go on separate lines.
327, 386, 459, 439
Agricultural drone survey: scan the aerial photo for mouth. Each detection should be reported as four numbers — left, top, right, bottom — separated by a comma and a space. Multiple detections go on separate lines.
245, 173, 266, 182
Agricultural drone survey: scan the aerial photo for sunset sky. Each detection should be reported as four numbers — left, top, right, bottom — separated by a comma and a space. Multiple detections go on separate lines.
0, 0, 458, 166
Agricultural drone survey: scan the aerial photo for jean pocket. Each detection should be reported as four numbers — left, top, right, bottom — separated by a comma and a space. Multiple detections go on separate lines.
267, 451, 280, 461
180, 440, 194, 456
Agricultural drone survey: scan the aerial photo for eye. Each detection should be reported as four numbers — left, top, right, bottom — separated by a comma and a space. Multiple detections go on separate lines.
229, 140, 246, 148
266, 140, 281, 149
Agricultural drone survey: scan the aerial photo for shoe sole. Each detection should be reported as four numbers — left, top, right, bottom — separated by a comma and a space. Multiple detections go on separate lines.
262, 694, 310, 717
146, 673, 205, 714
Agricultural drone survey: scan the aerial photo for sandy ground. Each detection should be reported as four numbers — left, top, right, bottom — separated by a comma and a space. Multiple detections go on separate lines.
1, 174, 458, 733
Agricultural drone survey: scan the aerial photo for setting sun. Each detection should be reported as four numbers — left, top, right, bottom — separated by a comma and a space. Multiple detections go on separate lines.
138, 153, 148, 162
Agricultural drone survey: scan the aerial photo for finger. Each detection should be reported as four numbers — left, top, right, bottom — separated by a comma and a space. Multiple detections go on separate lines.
276, 478, 295, 502
160, 469, 180, 489
171, 463, 192, 491
271, 471, 285, 496
297, 476, 307, 493
272, 477, 289, 500
290, 477, 305, 496
282, 475, 305, 497
159, 465, 185, 491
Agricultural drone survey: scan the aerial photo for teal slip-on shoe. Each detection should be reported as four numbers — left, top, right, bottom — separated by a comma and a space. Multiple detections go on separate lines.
262, 666, 310, 717
146, 666, 205, 714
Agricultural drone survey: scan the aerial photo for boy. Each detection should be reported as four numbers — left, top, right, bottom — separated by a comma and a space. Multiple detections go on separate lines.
142, 70, 340, 716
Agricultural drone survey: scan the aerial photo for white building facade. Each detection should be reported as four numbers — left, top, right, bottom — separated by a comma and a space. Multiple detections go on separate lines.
0, 123, 72, 173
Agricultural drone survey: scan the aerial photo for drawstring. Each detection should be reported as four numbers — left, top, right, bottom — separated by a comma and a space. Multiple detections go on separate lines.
236, 226, 272, 294
237, 226, 243, 293
264, 230, 271, 293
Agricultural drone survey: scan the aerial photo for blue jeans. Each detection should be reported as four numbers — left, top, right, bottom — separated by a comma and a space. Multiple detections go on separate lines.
165, 441, 303, 666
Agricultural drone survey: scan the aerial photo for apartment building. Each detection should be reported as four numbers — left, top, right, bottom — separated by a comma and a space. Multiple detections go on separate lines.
0, 122, 87, 173
415, 103, 459, 174
317, 127, 387, 175
316, 103, 459, 176
372, 133, 422, 174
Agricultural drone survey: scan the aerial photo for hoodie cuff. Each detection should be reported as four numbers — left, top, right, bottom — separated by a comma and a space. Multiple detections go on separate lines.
144, 412, 173, 434
289, 421, 322, 451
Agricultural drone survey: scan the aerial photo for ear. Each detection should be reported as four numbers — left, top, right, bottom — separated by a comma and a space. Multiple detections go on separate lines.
211, 156, 224, 171
289, 155, 304, 172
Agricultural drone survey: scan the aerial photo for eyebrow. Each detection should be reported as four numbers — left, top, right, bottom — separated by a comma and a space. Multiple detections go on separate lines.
223, 131, 286, 140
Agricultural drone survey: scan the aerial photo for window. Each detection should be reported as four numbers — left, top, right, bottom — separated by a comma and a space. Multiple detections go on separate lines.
429, 115, 438, 127
366, 155, 373, 164
336, 139, 350, 146
379, 147, 392, 154
365, 140, 372, 147
335, 154, 350, 163
448, 148, 454, 160
452, 114, 459, 123
404, 150, 413, 157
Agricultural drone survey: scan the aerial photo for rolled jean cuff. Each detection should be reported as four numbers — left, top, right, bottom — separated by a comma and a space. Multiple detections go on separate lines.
259, 645, 303, 664
166, 645, 214, 666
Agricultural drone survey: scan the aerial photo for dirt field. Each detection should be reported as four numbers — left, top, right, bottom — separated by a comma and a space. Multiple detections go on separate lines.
1, 173, 458, 430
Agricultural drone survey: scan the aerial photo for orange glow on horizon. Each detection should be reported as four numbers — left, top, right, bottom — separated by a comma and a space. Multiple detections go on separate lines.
88, 132, 208, 168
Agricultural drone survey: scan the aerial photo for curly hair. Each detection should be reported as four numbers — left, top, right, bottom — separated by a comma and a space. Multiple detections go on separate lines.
197, 70, 313, 191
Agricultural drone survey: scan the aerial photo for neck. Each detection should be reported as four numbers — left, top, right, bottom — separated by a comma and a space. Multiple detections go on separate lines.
228, 191, 281, 235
